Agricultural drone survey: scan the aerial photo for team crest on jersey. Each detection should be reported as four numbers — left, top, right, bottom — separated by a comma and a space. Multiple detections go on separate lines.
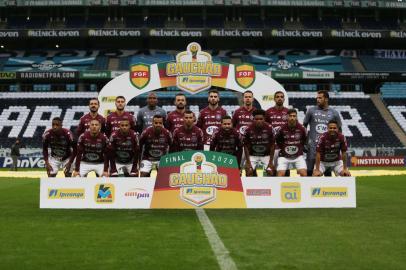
166, 42, 222, 94
235, 63, 255, 89
130, 63, 150, 89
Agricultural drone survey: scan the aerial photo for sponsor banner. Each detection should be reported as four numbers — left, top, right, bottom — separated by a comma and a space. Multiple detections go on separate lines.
0, 72, 17, 80
302, 71, 334, 79
80, 70, 111, 79
242, 177, 356, 208
27, 29, 81, 38
0, 30, 20, 38
149, 29, 205, 38
0, 157, 45, 168
88, 29, 142, 37
271, 71, 302, 79
350, 156, 405, 167
40, 178, 155, 209
40, 176, 356, 208
330, 29, 384, 39
389, 31, 406, 39
210, 29, 265, 38
335, 72, 391, 80
271, 29, 323, 38
17, 71, 79, 79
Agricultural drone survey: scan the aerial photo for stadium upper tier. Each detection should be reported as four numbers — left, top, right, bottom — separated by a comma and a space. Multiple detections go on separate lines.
0, 92, 402, 149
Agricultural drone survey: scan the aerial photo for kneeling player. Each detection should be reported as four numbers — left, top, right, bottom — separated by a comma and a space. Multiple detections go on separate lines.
210, 115, 243, 166
139, 115, 172, 177
42, 117, 76, 177
313, 120, 351, 177
73, 119, 109, 177
109, 119, 139, 177
275, 109, 307, 176
243, 109, 275, 176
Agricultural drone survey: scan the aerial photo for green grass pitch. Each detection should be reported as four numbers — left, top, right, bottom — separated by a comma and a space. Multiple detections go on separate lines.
0, 175, 405, 270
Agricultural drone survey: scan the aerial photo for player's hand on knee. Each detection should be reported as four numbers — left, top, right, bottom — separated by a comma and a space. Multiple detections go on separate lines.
313, 169, 322, 177
342, 169, 351, 177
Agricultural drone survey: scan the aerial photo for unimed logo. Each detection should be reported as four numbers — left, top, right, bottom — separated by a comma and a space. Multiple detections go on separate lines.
311, 187, 348, 198
95, 184, 115, 203
48, 189, 85, 199
281, 182, 301, 202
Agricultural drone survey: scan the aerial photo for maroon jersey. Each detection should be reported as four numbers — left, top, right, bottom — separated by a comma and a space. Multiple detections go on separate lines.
232, 106, 256, 135
42, 128, 76, 162
243, 123, 275, 156
276, 123, 307, 159
171, 126, 204, 152
110, 130, 138, 164
266, 107, 289, 134
210, 128, 242, 163
317, 132, 348, 162
197, 106, 228, 144
105, 111, 136, 137
76, 113, 106, 137
75, 131, 110, 170
166, 110, 185, 133
139, 126, 172, 161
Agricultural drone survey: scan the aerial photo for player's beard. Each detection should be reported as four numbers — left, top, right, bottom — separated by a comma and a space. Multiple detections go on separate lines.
176, 104, 185, 110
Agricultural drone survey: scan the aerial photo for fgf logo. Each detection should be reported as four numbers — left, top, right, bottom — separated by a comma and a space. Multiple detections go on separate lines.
281, 182, 301, 203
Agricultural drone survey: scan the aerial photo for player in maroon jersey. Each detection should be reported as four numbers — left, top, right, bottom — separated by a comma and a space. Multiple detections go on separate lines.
105, 96, 136, 137
76, 98, 106, 137
166, 93, 187, 134
265, 91, 289, 175
42, 117, 76, 177
232, 90, 256, 136
313, 120, 351, 177
243, 109, 275, 177
139, 115, 172, 177
210, 115, 243, 166
275, 109, 307, 177
197, 89, 228, 150
73, 119, 110, 177
109, 119, 139, 177
171, 110, 204, 152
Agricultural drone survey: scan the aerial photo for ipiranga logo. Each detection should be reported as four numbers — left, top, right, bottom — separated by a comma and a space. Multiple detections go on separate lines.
48, 189, 85, 199
311, 187, 348, 198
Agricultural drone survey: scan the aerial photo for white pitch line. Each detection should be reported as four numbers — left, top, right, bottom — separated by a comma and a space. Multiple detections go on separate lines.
195, 208, 238, 270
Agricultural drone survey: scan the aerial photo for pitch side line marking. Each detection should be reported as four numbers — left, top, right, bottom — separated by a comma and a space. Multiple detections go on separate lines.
195, 208, 238, 270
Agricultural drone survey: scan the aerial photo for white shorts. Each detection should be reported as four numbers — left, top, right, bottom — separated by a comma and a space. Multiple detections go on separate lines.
79, 162, 104, 177
249, 155, 270, 169
316, 160, 344, 176
140, 160, 159, 173
116, 162, 134, 174
49, 156, 70, 175
277, 155, 307, 171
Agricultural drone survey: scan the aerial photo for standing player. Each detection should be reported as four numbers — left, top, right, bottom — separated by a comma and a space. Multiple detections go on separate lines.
210, 115, 243, 166
105, 96, 136, 137
275, 109, 307, 177
232, 90, 256, 136
171, 110, 204, 152
76, 98, 106, 137
137, 92, 166, 132
166, 93, 187, 134
266, 91, 289, 175
243, 109, 275, 176
109, 119, 139, 177
313, 120, 351, 177
197, 89, 228, 150
73, 119, 109, 177
139, 115, 172, 177
303, 90, 342, 176
42, 117, 76, 177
